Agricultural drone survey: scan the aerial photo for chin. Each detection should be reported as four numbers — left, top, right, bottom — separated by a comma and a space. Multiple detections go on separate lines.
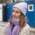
13, 18, 17, 19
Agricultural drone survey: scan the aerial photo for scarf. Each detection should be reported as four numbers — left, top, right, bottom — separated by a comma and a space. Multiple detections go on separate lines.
6, 18, 20, 35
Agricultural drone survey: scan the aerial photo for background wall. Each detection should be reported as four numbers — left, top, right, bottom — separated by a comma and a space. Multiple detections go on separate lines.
0, 4, 2, 21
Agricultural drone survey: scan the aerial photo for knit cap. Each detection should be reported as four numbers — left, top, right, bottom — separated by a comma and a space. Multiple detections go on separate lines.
13, 2, 27, 15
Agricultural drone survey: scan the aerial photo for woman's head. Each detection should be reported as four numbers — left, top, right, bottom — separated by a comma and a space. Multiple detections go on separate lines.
12, 2, 28, 19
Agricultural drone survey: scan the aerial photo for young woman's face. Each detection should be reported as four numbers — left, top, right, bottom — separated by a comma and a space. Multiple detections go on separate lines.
12, 7, 21, 19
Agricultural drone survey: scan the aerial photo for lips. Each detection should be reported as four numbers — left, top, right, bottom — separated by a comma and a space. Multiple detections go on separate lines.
13, 15, 16, 18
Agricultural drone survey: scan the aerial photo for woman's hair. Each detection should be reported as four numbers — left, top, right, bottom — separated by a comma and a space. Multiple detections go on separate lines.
9, 11, 28, 33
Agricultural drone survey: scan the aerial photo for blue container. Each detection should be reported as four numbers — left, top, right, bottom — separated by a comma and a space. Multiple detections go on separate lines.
7, 1, 35, 27
26, 1, 35, 27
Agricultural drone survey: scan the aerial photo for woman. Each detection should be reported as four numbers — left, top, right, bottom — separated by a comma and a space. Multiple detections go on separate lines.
0, 2, 30, 35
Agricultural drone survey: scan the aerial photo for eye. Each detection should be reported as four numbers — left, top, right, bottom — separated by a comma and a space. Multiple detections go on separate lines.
13, 10, 14, 12
16, 11, 19, 13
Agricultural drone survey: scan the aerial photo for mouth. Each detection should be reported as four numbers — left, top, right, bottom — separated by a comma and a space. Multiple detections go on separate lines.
13, 16, 16, 18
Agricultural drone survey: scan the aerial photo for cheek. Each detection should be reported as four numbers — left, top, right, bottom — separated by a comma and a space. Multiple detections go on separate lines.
16, 13, 20, 17
12, 12, 14, 15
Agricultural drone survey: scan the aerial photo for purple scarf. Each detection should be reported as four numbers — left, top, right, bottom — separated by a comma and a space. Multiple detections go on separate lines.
6, 18, 20, 35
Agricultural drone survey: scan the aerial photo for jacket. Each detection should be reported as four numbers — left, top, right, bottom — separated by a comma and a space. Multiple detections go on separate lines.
0, 22, 30, 35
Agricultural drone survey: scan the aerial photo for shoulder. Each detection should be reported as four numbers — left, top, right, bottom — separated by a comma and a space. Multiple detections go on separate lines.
22, 23, 30, 31
4, 22, 10, 30
4, 22, 10, 29
20, 23, 30, 33
25, 23, 30, 29
0, 22, 10, 35
19, 23, 30, 35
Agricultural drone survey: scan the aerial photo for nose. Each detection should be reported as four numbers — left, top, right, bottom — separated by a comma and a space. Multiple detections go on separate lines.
13, 12, 16, 16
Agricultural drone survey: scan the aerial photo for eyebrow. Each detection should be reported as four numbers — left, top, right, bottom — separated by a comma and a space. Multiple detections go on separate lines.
13, 9, 19, 12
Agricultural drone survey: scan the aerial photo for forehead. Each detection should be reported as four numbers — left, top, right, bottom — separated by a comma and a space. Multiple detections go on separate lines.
13, 7, 20, 11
